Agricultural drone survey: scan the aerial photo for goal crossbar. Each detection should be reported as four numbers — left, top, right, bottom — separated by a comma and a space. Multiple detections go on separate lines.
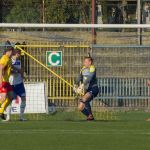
0, 23, 150, 28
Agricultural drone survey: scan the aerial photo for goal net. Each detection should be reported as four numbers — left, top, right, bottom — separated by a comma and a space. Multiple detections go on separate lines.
1, 23, 150, 121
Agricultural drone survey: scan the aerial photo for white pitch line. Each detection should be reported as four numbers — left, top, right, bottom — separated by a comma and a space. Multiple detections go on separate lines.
0, 129, 150, 135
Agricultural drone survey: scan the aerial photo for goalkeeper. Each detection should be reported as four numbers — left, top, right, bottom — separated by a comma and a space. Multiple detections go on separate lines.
74, 57, 99, 121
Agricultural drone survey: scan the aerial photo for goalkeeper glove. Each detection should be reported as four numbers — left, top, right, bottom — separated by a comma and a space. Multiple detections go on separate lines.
73, 84, 78, 93
76, 84, 84, 95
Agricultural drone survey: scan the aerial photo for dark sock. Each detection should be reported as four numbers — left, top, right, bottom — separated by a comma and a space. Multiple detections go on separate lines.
81, 108, 90, 117
85, 102, 92, 115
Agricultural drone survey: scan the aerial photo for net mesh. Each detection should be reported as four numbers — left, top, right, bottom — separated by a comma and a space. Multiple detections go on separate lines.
1, 24, 150, 121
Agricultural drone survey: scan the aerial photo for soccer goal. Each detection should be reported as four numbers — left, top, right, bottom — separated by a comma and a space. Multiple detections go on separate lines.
1, 23, 150, 121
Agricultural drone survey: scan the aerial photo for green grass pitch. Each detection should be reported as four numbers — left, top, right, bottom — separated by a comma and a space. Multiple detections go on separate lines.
0, 112, 150, 150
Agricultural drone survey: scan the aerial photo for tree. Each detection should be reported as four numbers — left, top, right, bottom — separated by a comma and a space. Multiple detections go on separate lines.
6, 0, 40, 23
5, 0, 91, 24
0, 0, 2, 22
45, 0, 80, 23
45, 0, 66, 23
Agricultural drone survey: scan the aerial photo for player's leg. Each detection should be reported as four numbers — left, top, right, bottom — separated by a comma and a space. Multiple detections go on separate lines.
85, 101, 92, 116
0, 83, 14, 120
0, 93, 7, 105
85, 87, 99, 120
0, 93, 7, 119
0, 82, 11, 105
5, 89, 16, 121
78, 92, 93, 119
16, 83, 27, 121
20, 96, 26, 121
4, 91, 13, 111
6, 103, 12, 121
0, 97, 10, 113
0, 91, 14, 120
78, 86, 99, 120
0, 83, 10, 119
5, 83, 18, 121
6, 83, 27, 121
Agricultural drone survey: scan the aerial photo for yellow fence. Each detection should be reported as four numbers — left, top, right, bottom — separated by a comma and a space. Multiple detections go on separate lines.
16, 42, 90, 102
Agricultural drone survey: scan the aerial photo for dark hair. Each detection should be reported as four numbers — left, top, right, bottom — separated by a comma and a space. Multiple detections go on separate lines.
15, 42, 21, 45
3, 47, 14, 54
3, 40, 14, 54
84, 57, 93, 63
12, 49, 21, 55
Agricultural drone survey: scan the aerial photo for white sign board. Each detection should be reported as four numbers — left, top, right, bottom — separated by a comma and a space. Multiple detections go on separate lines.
11, 83, 47, 114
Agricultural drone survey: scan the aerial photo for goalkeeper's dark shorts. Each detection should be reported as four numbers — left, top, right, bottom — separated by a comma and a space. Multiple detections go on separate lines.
87, 86, 99, 99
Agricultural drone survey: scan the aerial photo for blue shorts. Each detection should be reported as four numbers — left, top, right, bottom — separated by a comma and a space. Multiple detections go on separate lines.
87, 86, 99, 99
12, 82, 26, 98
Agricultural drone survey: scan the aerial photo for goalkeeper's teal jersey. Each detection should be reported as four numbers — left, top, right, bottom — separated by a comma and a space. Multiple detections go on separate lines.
76, 65, 98, 91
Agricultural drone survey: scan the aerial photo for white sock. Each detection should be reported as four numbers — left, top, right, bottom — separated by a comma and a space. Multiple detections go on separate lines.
6, 104, 12, 120
20, 100, 26, 119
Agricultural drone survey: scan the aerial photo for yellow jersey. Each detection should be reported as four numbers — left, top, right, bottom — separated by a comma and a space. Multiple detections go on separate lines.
76, 65, 97, 91
0, 55, 11, 82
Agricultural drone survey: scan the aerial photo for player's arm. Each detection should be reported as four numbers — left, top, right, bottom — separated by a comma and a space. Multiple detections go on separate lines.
75, 67, 84, 86
11, 64, 24, 78
0, 65, 4, 84
0, 57, 9, 84
76, 73, 83, 86
73, 70, 84, 95
11, 65, 21, 74
20, 67, 24, 78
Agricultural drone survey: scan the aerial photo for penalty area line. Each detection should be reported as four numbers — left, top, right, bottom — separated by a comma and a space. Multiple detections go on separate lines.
0, 129, 150, 135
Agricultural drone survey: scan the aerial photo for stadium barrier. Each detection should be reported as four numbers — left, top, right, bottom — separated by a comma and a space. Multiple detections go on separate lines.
93, 45, 150, 109
15, 43, 150, 109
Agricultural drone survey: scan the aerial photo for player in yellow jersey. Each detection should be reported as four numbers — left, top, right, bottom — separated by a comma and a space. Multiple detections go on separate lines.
0, 42, 14, 120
